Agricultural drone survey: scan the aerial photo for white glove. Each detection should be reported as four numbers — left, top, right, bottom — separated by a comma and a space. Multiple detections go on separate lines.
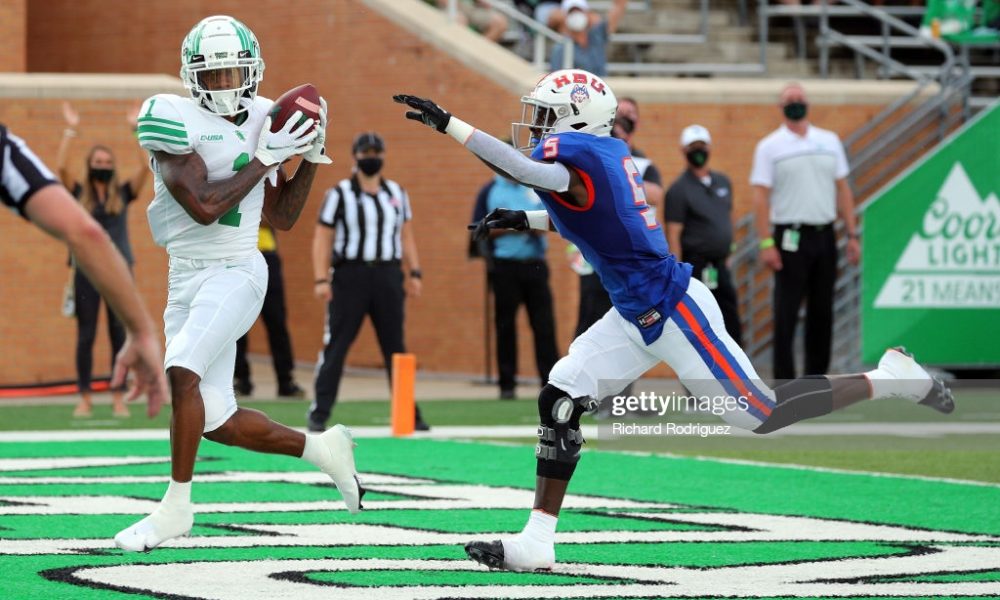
254, 111, 317, 167
303, 97, 333, 165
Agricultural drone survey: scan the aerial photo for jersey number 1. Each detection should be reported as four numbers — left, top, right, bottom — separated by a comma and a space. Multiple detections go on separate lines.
623, 157, 657, 229
219, 153, 248, 227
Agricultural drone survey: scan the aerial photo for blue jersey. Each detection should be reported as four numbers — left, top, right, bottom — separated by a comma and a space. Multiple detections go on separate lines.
531, 132, 692, 344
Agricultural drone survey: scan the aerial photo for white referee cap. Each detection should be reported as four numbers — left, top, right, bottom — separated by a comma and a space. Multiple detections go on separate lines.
562, 0, 590, 12
680, 124, 712, 146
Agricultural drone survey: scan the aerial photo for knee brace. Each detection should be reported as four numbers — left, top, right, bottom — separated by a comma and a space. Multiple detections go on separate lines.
535, 384, 598, 480
754, 375, 832, 434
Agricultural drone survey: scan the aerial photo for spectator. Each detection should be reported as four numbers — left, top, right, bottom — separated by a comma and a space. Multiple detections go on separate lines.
750, 83, 860, 380
664, 125, 742, 346
548, 0, 627, 76
436, 0, 509, 43
311, 132, 429, 432
56, 102, 148, 419
1, 123, 167, 415
234, 222, 305, 399
472, 172, 558, 400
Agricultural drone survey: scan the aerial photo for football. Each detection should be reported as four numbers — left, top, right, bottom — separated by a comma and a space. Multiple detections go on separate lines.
268, 83, 321, 133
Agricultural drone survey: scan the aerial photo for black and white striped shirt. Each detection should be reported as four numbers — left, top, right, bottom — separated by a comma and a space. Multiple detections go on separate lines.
318, 175, 412, 263
0, 125, 58, 218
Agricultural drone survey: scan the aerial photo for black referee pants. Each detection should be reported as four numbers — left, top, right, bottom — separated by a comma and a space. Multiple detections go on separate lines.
311, 262, 423, 424
492, 259, 559, 392
685, 255, 742, 347
575, 272, 613, 338
75, 269, 126, 393
772, 225, 837, 380
234, 251, 296, 389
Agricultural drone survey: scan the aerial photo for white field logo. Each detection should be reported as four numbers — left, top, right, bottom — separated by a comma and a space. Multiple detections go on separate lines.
875, 162, 1000, 308
2, 454, 999, 599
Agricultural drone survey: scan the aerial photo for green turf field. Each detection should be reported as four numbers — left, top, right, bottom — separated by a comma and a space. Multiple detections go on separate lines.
1, 435, 999, 599
1, 389, 998, 598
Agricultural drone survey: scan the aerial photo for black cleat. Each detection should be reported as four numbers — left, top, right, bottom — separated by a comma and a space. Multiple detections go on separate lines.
465, 540, 506, 570
919, 376, 956, 414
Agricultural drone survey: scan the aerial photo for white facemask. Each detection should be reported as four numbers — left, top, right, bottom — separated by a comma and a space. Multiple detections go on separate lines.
566, 11, 588, 32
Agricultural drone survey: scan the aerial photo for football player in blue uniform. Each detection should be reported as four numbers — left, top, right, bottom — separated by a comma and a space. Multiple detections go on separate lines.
394, 70, 954, 572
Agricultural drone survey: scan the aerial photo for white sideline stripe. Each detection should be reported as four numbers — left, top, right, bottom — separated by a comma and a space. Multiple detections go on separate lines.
2, 425, 998, 490
2, 422, 1000, 443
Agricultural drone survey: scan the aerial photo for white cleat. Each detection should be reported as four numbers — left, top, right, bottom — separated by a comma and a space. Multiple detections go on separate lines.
316, 424, 364, 513
873, 347, 955, 413
113, 505, 193, 552
465, 536, 555, 572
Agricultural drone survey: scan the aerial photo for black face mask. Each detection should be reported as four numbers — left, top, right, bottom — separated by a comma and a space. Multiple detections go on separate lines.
611, 116, 635, 139
686, 149, 709, 168
783, 102, 808, 121
89, 168, 114, 183
356, 157, 383, 176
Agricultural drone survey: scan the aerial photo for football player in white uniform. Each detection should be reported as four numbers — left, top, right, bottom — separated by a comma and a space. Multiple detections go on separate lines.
114, 15, 362, 552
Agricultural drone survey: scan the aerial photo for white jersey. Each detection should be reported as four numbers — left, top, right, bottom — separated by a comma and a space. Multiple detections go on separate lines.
138, 94, 273, 259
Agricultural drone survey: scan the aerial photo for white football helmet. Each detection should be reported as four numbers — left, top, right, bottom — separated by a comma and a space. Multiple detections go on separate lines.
512, 69, 617, 152
180, 16, 265, 116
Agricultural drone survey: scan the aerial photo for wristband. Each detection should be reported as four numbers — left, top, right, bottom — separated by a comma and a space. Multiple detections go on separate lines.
847, 232, 860, 240
409, 269, 422, 279
314, 278, 329, 284
759, 237, 775, 250
525, 210, 549, 232
63, 129, 77, 138
445, 117, 475, 145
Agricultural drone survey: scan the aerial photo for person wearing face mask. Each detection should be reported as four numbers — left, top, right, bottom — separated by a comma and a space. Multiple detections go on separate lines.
548, 0, 627, 77
750, 83, 860, 380
663, 125, 742, 346
471, 163, 559, 400
311, 132, 429, 432
56, 101, 149, 419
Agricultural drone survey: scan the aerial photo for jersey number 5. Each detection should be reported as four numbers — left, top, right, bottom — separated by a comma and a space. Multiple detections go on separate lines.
623, 157, 657, 229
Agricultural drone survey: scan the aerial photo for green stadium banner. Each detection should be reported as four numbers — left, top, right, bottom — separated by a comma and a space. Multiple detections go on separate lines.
861, 101, 1000, 366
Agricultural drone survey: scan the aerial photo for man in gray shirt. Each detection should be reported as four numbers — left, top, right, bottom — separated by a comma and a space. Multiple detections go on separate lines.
664, 125, 742, 345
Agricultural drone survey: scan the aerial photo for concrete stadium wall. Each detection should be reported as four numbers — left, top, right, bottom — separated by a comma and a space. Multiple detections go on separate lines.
1, 0, 907, 385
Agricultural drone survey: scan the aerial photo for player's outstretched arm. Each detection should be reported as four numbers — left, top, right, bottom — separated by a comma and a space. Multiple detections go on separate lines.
25, 185, 167, 416
263, 99, 332, 230
393, 94, 575, 194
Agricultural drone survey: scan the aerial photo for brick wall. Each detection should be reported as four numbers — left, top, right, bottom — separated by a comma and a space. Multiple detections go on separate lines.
0, 0, 27, 72
5, 0, 889, 386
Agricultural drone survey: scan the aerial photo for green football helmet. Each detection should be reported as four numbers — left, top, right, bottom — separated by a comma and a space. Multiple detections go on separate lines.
180, 15, 265, 116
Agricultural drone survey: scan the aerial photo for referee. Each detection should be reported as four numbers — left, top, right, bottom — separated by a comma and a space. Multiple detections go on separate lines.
0, 123, 167, 410
310, 132, 429, 432
750, 83, 860, 380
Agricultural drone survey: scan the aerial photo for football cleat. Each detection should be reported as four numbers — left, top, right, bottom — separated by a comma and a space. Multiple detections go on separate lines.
113, 505, 194, 552
465, 540, 506, 570
874, 347, 955, 414
465, 537, 554, 572
316, 424, 364, 513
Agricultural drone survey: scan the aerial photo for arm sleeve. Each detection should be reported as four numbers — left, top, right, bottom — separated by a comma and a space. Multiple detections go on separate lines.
642, 162, 663, 186
136, 96, 193, 155
662, 183, 687, 224
833, 135, 850, 179
463, 129, 572, 193
749, 139, 773, 187
0, 127, 59, 218
317, 186, 340, 228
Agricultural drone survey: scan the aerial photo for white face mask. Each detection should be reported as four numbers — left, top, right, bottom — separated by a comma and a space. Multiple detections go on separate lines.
566, 11, 588, 32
